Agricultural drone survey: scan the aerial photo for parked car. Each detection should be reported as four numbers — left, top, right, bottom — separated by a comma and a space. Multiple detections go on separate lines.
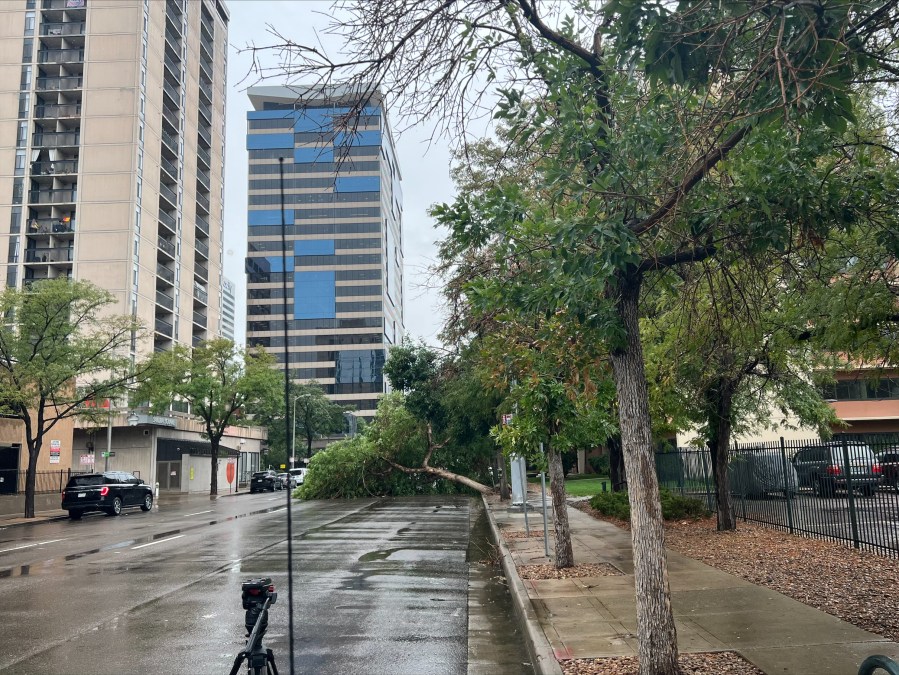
792, 441, 881, 497
878, 450, 899, 492
729, 450, 799, 498
277, 472, 295, 490
250, 470, 279, 493
288, 467, 308, 486
61, 471, 153, 520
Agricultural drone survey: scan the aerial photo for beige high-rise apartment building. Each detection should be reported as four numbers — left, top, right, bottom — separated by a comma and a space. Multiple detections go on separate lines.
0, 0, 228, 357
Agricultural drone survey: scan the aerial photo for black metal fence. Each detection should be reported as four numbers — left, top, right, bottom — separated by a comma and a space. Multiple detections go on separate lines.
657, 433, 899, 557
0, 469, 86, 496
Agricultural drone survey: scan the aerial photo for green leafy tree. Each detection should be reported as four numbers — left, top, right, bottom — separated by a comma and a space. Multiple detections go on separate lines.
0, 279, 142, 518
291, 382, 347, 460
251, 3, 899, 671
136, 339, 281, 495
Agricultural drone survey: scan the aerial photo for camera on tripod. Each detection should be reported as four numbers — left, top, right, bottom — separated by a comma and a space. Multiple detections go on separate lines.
229, 578, 280, 675
241, 578, 277, 634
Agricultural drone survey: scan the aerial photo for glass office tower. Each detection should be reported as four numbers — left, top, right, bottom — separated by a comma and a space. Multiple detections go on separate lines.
244, 86, 404, 418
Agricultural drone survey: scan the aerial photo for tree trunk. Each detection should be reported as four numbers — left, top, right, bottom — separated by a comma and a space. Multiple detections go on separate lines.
388, 460, 493, 494
209, 438, 219, 496
706, 379, 737, 531
608, 273, 679, 675
608, 434, 626, 492
547, 441, 574, 568
497, 449, 510, 500
24, 440, 41, 518
306, 434, 313, 459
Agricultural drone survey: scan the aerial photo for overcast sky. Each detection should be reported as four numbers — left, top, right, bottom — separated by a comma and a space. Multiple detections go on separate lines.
221, 1, 455, 347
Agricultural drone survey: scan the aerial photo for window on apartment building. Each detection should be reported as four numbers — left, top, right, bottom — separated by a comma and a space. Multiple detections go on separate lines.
14, 150, 26, 176
22, 39, 33, 62
18, 93, 29, 118
24, 12, 35, 36
9, 207, 21, 234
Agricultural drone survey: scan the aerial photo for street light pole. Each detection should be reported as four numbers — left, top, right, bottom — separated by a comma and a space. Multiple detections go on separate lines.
290, 395, 298, 470
104, 406, 112, 472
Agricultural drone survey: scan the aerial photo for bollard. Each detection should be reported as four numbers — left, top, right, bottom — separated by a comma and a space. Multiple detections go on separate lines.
154, 481, 159, 498
601, 480, 608, 493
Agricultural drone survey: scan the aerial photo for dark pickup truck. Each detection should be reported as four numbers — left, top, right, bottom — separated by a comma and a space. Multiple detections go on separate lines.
879, 451, 899, 491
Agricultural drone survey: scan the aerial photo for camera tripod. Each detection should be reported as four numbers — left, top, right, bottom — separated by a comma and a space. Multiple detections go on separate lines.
228, 596, 279, 675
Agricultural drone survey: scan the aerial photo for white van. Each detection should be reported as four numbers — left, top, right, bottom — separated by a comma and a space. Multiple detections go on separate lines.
288, 467, 308, 485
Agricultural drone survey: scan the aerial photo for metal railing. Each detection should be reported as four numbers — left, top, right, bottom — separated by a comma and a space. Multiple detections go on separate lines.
196, 192, 210, 213
158, 209, 177, 233
43, 0, 87, 9
197, 167, 210, 188
198, 79, 212, 102
198, 124, 211, 147
159, 182, 178, 207
40, 22, 86, 37
163, 53, 181, 79
28, 188, 77, 203
155, 289, 174, 310
197, 145, 211, 167
195, 216, 209, 236
161, 129, 180, 156
27, 217, 75, 233
0, 469, 83, 496
31, 160, 78, 175
37, 48, 84, 64
34, 103, 81, 118
160, 156, 179, 181
157, 236, 176, 257
194, 263, 208, 280
24, 247, 73, 263
155, 317, 174, 337
33, 131, 80, 147
656, 433, 899, 557
35, 75, 83, 91
192, 311, 207, 327
199, 57, 212, 82
156, 263, 175, 284
198, 101, 212, 123
193, 283, 208, 304
162, 104, 180, 130
195, 238, 209, 259
163, 79, 180, 106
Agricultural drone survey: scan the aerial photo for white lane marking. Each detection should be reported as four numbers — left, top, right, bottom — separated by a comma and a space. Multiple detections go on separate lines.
184, 510, 213, 517
131, 534, 185, 550
0, 538, 66, 554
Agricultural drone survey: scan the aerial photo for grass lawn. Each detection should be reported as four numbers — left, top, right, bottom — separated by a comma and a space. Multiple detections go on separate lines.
528, 475, 611, 497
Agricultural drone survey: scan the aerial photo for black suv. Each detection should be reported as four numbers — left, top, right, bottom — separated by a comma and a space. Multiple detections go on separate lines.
62, 472, 153, 520
250, 470, 279, 493
792, 442, 881, 497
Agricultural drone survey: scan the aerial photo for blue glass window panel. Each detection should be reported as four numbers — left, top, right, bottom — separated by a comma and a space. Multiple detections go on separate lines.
333, 130, 381, 147
335, 349, 386, 384
294, 146, 334, 163
335, 176, 380, 193
294, 109, 334, 132
294, 271, 335, 319
248, 110, 299, 120
265, 255, 294, 273
294, 239, 334, 256
247, 133, 295, 150
249, 209, 293, 226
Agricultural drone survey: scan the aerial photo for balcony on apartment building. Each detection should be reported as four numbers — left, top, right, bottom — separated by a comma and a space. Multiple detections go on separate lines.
156, 289, 174, 311
161, 128, 180, 158
40, 22, 86, 37
27, 215, 75, 234
35, 74, 82, 91
160, 155, 179, 182
157, 235, 176, 260
156, 263, 175, 285
198, 124, 211, 148
24, 246, 74, 264
192, 311, 207, 328
194, 262, 208, 282
162, 79, 180, 108
199, 57, 213, 83
195, 238, 209, 260
162, 103, 180, 131
33, 102, 81, 119
198, 101, 212, 124
37, 48, 84, 65
164, 25, 181, 53
158, 209, 177, 236
198, 78, 212, 104
30, 159, 78, 176
196, 192, 210, 214
165, 2, 182, 33
32, 131, 80, 148
163, 53, 181, 83
197, 167, 210, 190
29, 188, 76, 204
197, 144, 211, 168
159, 182, 178, 209
154, 317, 174, 338
193, 283, 208, 305
42, 0, 87, 10
195, 215, 209, 237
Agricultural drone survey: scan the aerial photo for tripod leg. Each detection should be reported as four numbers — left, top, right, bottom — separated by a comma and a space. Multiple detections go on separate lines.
227, 651, 246, 675
266, 648, 279, 675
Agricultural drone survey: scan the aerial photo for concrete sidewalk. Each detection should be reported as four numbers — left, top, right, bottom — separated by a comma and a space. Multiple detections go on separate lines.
484, 494, 899, 675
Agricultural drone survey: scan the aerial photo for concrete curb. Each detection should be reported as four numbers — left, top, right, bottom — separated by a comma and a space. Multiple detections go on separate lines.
481, 494, 564, 675
0, 513, 68, 528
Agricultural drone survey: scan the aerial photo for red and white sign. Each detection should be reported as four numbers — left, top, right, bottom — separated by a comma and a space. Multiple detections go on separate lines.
80, 454, 95, 465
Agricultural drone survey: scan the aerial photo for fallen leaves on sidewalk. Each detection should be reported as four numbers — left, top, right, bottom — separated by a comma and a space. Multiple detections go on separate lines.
573, 502, 899, 642
561, 652, 763, 674
517, 563, 621, 579
502, 529, 545, 540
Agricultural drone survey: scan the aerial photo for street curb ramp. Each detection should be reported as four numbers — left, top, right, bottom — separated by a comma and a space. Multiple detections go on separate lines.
481, 494, 564, 675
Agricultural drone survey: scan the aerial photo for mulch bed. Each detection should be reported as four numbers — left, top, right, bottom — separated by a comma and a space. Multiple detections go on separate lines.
561, 652, 764, 674
517, 562, 621, 579
501, 529, 545, 540
572, 501, 899, 642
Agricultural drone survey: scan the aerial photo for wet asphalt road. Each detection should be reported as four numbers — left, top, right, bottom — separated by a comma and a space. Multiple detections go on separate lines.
0, 492, 533, 675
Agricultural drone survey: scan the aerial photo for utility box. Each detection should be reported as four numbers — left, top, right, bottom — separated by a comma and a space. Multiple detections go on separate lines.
510, 454, 527, 506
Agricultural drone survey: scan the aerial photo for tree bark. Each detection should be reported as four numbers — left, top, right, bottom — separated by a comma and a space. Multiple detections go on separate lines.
608, 272, 679, 675
306, 434, 313, 458
706, 379, 737, 531
497, 449, 510, 500
209, 438, 219, 496
24, 440, 41, 518
387, 460, 493, 494
608, 434, 626, 492
547, 441, 574, 568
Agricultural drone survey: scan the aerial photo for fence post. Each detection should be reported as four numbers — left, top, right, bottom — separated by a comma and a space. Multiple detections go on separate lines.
842, 436, 860, 549
780, 437, 795, 535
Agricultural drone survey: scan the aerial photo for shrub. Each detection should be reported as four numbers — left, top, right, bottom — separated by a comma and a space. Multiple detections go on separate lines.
589, 489, 710, 522
588, 454, 610, 475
